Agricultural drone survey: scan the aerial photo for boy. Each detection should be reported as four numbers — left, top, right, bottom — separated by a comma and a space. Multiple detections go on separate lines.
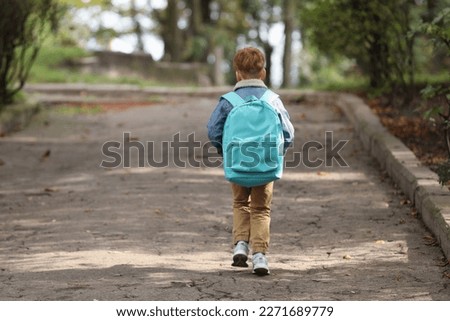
207, 47, 294, 276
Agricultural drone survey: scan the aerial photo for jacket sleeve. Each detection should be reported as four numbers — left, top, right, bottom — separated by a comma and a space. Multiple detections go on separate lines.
272, 97, 295, 153
207, 98, 233, 154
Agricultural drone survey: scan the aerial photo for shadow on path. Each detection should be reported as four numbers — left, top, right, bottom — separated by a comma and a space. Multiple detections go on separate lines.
0, 94, 449, 300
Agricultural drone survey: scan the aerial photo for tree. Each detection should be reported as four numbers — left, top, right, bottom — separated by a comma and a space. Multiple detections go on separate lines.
282, 0, 296, 88
299, 0, 418, 94
131, 0, 146, 52
152, 0, 248, 85
184, 0, 213, 62
153, 0, 183, 61
239, 0, 283, 87
94, 0, 153, 53
0, 0, 61, 107
420, 7, 450, 185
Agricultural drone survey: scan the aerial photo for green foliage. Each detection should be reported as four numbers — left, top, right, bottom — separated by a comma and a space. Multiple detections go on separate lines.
28, 44, 91, 83
437, 161, 450, 185
0, 0, 61, 107
416, 7, 450, 49
58, 0, 107, 7
28, 44, 197, 87
418, 6, 450, 185
300, 0, 417, 93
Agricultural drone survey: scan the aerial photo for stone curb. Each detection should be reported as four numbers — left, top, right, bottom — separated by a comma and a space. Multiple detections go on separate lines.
24, 83, 308, 104
336, 93, 450, 260
24, 83, 231, 99
0, 99, 40, 136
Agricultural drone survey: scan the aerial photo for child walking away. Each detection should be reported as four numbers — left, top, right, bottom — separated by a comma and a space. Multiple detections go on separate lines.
207, 47, 294, 276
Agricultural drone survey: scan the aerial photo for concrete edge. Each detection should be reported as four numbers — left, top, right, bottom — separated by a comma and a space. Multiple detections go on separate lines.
335, 92, 450, 260
24, 83, 309, 102
0, 99, 41, 136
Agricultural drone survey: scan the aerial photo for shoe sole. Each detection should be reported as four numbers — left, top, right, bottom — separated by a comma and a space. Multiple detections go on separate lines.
253, 267, 270, 276
232, 254, 248, 267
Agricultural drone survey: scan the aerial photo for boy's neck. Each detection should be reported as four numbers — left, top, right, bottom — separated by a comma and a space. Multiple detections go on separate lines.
234, 79, 267, 90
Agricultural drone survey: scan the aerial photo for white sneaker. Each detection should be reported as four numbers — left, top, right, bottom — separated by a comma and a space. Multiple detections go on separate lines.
252, 252, 270, 276
232, 241, 249, 267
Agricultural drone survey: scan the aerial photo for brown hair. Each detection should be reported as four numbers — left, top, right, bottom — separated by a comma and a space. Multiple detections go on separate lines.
233, 47, 265, 79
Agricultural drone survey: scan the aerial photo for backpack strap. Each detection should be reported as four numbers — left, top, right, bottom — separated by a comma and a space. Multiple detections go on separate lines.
260, 89, 279, 104
221, 92, 245, 108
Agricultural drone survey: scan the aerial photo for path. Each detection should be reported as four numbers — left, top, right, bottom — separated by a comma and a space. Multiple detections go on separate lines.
0, 92, 449, 300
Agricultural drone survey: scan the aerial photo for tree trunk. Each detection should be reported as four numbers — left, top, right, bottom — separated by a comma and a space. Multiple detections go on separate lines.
190, 0, 202, 35
282, 0, 295, 88
165, 0, 182, 61
213, 46, 225, 86
263, 44, 273, 88
131, 0, 145, 52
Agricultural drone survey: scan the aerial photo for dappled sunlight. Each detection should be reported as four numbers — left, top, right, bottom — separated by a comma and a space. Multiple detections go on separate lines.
1, 249, 228, 273
193, 168, 227, 177
53, 173, 96, 184
102, 167, 225, 177
1, 91, 449, 300
0, 135, 93, 144
282, 171, 368, 182
0, 183, 94, 196
165, 177, 219, 184
102, 167, 158, 175
0, 172, 99, 196
0, 237, 410, 281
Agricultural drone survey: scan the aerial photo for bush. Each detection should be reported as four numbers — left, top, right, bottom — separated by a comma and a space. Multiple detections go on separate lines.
0, 0, 61, 108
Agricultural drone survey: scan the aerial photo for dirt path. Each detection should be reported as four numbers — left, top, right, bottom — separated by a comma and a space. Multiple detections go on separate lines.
0, 93, 449, 300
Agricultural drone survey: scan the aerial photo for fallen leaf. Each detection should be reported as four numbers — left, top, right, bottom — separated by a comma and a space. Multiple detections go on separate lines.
400, 199, 410, 205
40, 149, 51, 161
423, 235, 438, 246
437, 259, 449, 267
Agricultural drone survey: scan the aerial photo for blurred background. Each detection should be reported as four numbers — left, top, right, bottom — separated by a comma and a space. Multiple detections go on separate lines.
0, 0, 448, 111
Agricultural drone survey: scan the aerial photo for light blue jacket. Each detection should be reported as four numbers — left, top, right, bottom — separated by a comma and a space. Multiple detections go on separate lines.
207, 79, 295, 154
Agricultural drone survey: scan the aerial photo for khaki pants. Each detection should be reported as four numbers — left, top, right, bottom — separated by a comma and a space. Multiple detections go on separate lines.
231, 182, 273, 254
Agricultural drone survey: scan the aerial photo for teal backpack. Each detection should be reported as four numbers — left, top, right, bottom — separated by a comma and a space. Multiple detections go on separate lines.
222, 90, 284, 187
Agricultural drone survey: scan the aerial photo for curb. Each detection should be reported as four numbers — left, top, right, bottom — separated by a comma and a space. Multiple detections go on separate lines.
24, 83, 231, 100
336, 93, 450, 260
0, 99, 40, 136
24, 83, 308, 104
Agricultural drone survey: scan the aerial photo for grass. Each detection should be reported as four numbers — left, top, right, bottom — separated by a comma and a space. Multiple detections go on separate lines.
300, 72, 448, 96
298, 73, 370, 93
54, 105, 104, 115
29, 46, 88, 83
28, 45, 198, 87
